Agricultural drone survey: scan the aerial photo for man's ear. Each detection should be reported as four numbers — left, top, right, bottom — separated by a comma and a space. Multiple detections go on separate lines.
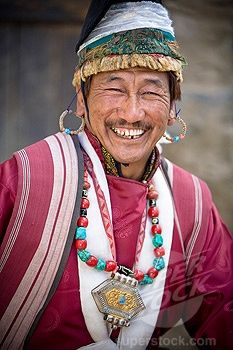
167, 101, 176, 126
76, 87, 86, 116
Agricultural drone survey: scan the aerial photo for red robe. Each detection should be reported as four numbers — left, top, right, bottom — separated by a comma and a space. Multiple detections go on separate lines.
0, 134, 232, 349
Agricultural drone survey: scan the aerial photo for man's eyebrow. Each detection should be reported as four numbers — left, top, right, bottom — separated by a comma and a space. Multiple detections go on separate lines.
105, 75, 124, 82
105, 76, 164, 88
144, 78, 163, 88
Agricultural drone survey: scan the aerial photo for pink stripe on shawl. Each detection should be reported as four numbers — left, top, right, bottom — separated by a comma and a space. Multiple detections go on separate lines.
171, 164, 196, 245
185, 175, 203, 268
169, 163, 212, 273
0, 150, 30, 272
185, 178, 213, 274
0, 140, 54, 318
2, 135, 66, 345
0, 133, 79, 349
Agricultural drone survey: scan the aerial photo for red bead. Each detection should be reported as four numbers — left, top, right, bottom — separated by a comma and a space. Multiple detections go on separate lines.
105, 260, 117, 272
147, 190, 159, 200
148, 207, 159, 218
83, 181, 90, 190
147, 267, 159, 279
77, 216, 88, 227
81, 198, 90, 209
151, 224, 162, 235
75, 239, 87, 250
134, 269, 144, 282
154, 247, 165, 257
86, 255, 98, 267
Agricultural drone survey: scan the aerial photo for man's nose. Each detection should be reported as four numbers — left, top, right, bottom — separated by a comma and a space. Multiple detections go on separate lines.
118, 94, 145, 123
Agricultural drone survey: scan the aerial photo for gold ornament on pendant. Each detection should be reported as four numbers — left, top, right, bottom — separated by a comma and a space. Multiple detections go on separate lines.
92, 272, 145, 330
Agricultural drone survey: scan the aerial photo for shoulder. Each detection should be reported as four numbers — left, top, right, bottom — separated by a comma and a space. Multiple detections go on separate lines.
0, 157, 18, 200
164, 159, 213, 206
162, 159, 216, 244
0, 157, 18, 239
1, 132, 81, 187
0, 133, 59, 196
162, 160, 232, 270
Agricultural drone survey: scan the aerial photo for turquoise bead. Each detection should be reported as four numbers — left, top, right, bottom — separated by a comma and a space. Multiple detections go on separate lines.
153, 257, 165, 271
65, 128, 71, 134
75, 227, 86, 239
96, 258, 106, 271
139, 274, 153, 285
78, 249, 90, 262
173, 136, 180, 143
152, 234, 163, 247
118, 295, 126, 305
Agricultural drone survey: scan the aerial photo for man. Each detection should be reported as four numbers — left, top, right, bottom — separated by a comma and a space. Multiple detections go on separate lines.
0, 1, 232, 349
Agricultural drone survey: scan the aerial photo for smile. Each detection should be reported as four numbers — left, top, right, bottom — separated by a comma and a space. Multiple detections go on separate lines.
111, 127, 146, 139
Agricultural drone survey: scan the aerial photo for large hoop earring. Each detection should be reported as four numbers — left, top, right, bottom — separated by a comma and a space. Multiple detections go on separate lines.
59, 109, 85, 135
163, 108, 187, 143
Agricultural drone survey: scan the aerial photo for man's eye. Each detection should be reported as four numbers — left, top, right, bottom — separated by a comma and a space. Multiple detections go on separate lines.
142, 91, 161, 99
106, 88, 124, 93
143, 91, 158, 96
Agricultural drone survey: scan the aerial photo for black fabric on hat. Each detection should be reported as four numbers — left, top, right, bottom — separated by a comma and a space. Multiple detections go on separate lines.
75, 0, 163, 52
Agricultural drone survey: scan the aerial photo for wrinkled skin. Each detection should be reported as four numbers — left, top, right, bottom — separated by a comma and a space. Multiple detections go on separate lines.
77, 68, 175, 180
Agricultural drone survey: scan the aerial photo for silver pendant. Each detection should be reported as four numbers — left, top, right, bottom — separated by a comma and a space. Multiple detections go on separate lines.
91, 271, 145, 329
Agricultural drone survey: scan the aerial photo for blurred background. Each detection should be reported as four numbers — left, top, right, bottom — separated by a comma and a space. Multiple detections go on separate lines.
0, 0, 232, 233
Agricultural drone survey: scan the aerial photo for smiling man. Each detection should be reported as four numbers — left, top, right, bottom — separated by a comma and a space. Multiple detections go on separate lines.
0, 1, 232, 350
77, 69, 173, 180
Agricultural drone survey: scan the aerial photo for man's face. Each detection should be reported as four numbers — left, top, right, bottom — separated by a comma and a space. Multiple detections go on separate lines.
78, 68, 172, 165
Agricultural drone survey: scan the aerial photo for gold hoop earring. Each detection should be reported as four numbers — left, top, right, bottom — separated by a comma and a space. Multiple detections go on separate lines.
59, 109, 85, 135
163, 115, 187, 143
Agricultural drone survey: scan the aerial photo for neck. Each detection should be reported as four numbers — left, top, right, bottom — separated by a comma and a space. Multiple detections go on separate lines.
84, 129, 159, 182
120, 160, 148, 181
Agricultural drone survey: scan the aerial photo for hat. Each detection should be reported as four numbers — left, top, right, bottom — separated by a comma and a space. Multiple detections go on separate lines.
73, 0, 186, 87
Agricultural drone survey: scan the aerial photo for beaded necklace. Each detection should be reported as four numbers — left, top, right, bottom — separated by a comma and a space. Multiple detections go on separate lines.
75, 168, 165, 330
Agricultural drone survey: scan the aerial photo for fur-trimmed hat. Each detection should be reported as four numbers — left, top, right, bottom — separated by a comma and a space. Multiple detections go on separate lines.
73, 0, 186, 87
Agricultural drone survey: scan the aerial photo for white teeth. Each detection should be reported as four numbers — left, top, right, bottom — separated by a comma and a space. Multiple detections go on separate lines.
129, 130, 134, 136
111, 127, 145, 139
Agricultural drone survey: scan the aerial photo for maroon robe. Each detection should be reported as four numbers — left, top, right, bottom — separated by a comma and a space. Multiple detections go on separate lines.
0, 136, 232, 349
